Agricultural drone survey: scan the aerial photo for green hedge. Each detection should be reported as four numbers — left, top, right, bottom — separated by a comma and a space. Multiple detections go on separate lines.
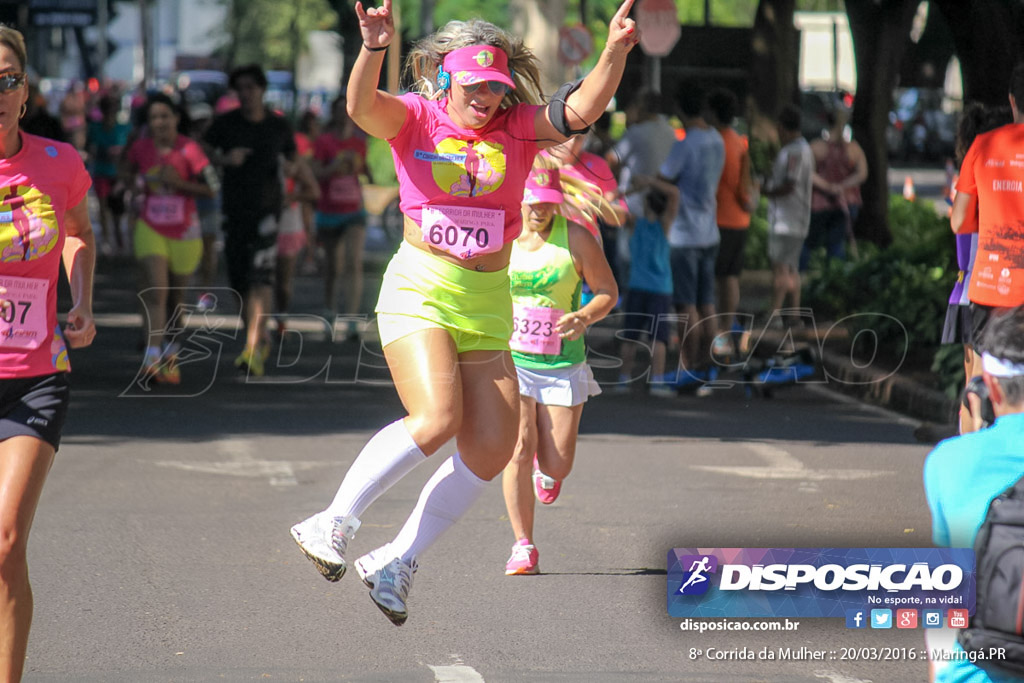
803, 196, 962, 397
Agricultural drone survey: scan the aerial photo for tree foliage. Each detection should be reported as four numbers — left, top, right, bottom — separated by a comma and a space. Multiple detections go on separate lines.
215, 0, 338, 69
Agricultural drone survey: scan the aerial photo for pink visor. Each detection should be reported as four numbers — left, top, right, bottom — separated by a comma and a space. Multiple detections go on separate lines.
443, 45, 516, 89
523, 168, 564, 205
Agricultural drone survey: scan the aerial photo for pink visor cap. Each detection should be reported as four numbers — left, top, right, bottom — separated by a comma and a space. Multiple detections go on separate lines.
444, 45, 516, 89
523, 168, 564, 205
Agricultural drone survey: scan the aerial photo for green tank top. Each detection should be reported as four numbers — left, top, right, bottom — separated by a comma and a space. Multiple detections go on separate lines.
508, 215, 584, 369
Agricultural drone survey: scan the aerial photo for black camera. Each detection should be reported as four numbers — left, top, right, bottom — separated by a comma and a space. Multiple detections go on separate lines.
964, 375, 996, 428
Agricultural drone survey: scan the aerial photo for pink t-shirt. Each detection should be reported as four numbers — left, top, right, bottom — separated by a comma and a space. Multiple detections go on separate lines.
389, 93, 541, 245
314, 133, 367, 215
0, 133, 91, 379
126, 135, 209, 240
559, 151, 625, 237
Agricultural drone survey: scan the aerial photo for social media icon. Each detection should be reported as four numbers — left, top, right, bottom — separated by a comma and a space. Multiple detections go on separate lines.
845, 609, 867, 629
871, 609, 892, 629
896, 609, 918, 629
948, 609, 969, 629
923, 610, 943, 628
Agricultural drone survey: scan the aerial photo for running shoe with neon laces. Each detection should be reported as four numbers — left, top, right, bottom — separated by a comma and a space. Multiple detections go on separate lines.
504, 539, 539, 575
234, 347, 265, 377
157, 355, 181, 384
533, 455, 561, 505
289, 513, 360, 582
257, 340, 271, 365
367, 556, 417, 626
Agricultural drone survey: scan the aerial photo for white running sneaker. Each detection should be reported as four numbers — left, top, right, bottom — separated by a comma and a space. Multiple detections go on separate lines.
354, 544, 392, 589
289, 512, 360, 582
367, 556, 417, 626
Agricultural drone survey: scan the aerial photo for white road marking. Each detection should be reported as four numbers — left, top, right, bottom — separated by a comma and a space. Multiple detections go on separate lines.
429, 664, 486, 682
153, 438, 326, 486
690, 442, 893, 481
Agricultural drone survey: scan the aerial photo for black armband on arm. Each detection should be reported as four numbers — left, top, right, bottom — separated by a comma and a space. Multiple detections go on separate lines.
547, 79, 592, 137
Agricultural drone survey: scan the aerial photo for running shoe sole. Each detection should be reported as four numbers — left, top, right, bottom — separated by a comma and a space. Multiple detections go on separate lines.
369, 594, 408, 626
289, 527, 346, 582
505, 564, 539, 576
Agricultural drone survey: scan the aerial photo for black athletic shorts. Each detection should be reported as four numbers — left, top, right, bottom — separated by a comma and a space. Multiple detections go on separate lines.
715, 227, 748, 278
969, 302, 994, 349
0, 372, 71, 451
224, 213, 278, 297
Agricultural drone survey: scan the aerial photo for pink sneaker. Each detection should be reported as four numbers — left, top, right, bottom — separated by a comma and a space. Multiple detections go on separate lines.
504, 539, 539, 575
533, 455, 561, 505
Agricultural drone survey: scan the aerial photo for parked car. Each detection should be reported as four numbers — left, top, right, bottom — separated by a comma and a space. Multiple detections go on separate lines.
800, 90, 848, 141
887, 87, 957, 163
265, 70, 295, 116
173, 70, 229, 108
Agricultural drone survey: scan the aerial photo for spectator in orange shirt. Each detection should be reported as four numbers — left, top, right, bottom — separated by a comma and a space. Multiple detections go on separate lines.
707, 87, 756, 354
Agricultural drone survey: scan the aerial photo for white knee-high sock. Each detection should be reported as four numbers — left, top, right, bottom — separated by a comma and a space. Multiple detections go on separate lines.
387, 452, 488, 564
324, 419, 427, 520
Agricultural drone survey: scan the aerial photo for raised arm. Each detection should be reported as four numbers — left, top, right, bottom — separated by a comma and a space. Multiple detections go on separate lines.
347, 0, 408, 140
535, 0, 639, 148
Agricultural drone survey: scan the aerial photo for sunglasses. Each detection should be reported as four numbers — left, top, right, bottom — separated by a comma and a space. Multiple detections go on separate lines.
462, 80, 510, 96
0, 72, 25, 94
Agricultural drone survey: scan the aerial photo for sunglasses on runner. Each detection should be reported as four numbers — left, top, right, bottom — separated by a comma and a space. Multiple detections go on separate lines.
462, 80, 510, 96
0, 72, 25, 94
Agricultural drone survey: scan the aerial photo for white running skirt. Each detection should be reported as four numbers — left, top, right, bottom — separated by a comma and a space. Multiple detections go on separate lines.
515, 362, 602, 407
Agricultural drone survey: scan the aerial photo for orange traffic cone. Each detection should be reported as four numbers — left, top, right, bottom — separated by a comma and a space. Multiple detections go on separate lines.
903, 175, 916, 202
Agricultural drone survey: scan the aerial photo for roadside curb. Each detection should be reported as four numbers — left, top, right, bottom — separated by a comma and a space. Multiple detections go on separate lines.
818, 347, 956, 425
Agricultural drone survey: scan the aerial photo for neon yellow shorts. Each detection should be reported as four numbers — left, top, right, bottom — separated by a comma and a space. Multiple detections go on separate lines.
133, 220, 203, 276
375, 241, 512, 353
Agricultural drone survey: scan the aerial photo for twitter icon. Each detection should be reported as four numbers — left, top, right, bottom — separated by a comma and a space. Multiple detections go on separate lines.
871, 609, 892, 629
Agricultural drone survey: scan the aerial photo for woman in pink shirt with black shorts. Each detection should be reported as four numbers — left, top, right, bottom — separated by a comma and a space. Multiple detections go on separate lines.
291, 0, 639, 626
0, 26, 96, 683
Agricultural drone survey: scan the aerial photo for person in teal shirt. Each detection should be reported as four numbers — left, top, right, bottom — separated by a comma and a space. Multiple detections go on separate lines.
502, 164, 618, 576
86, 94, 130, 254
924, 306, 1024, 683
614, 174, 679, 397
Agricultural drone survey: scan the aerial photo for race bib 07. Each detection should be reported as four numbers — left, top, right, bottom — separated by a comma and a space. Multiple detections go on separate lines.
0, 275, 48, 350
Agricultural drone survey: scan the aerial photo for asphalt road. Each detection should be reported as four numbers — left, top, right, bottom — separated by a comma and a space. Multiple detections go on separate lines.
18, 260, 946, 683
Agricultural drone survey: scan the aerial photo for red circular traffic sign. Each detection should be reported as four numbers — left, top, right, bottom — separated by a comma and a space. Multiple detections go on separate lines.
636, 0, 681, 57
558, 24, 594, 66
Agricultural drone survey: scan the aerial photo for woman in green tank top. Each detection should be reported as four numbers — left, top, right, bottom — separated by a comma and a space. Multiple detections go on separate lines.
502, 165, 618, 576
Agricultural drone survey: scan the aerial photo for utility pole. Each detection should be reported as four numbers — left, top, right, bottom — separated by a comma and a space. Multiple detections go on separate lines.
420, 0, 434, 37
140, 0, 154, 86
98, 0, 108, 82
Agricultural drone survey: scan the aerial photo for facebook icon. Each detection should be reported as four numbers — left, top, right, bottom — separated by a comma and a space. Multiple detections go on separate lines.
845, 609, 867, 629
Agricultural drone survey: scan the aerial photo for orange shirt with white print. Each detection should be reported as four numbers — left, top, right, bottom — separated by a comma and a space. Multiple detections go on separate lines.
957, 123, 1024, 307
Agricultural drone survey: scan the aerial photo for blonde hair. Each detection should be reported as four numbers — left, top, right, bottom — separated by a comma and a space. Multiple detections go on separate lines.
0, 25, 26, 72
405, 19, 544, 107
534, 154, 620, 228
